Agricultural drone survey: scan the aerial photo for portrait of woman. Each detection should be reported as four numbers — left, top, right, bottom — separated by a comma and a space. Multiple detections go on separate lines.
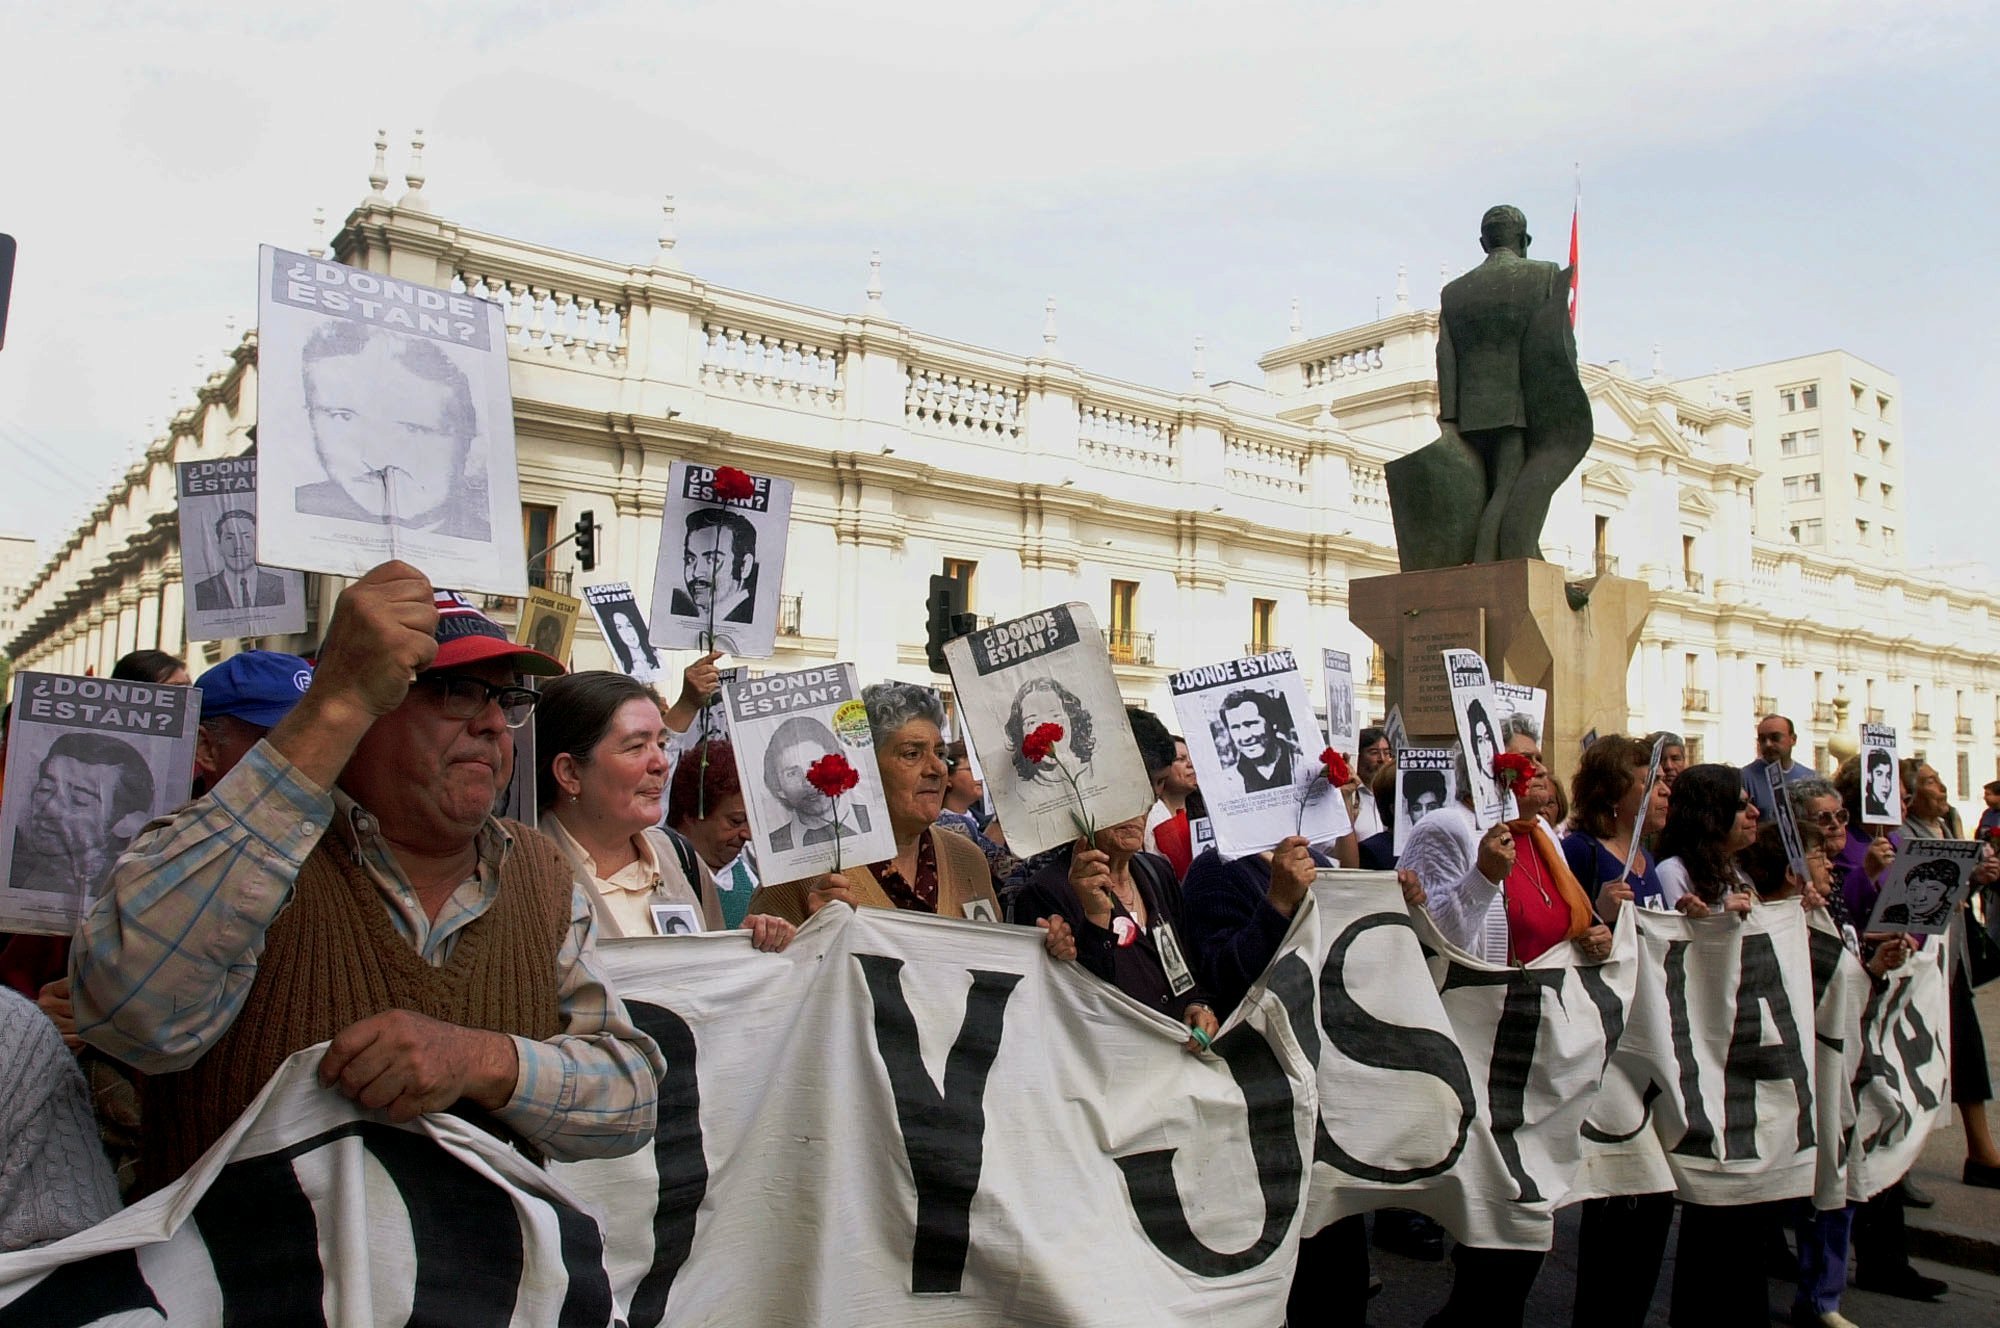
603, 603, 662, 682
1004, 675, 1098, 786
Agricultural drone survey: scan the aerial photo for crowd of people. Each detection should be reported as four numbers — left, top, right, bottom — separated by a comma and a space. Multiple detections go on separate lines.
2, 559, 1997, 1328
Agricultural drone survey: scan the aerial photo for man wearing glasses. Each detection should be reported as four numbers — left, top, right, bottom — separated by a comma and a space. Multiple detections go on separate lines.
1744, 713, 1813, 824
71, 561, 664, 1193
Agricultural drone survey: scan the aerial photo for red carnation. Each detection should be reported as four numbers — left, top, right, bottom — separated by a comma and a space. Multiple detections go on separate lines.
1021, 722, 1065, 765
1321, 748, 1352, 788
1493, 751, 1537, 789
710, 466, 757, 502
807, 752, 860, 799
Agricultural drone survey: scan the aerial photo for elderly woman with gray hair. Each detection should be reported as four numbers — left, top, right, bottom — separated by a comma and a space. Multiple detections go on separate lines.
749, 683, 1076, 957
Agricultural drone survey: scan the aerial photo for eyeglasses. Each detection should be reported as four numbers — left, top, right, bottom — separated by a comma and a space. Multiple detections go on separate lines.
417, 674, 539, 728
1806, 808, 1850, 828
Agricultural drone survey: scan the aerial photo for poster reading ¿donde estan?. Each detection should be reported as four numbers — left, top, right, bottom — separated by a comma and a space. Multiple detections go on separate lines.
0, 673, 200, 935
177, 456, 307, 643
253, 246, 529, 596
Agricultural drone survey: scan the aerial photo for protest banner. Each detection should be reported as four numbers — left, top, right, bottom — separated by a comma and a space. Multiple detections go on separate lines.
1321, 649, 1357, 758
1393, 748, 1457, 853
585, 582, 665, 684
517, 586, 582, 665
1865, 839, 1983, 935
1859, 723, 1900, 827
945, 604, 1152, 858
1440, 649, 1505, 827
651, 462, 793, 658
1170, 650, 1350, 859
254, 247, 528, 595
0, 672, 199, 935
721, 662, 895, 882
175, 457, 306, 642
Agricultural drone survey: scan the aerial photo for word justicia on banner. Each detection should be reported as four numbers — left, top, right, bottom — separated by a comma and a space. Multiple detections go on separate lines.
0, 885, 1953, 1327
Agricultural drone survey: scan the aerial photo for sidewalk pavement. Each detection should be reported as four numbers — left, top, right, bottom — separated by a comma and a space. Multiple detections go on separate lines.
1906, 973, 2000, 1273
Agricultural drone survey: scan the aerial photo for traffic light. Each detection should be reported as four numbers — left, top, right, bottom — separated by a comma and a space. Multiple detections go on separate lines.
574, 510, 596, 571
925, 573, 964, 673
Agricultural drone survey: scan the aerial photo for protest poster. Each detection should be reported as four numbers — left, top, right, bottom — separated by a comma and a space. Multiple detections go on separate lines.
1763, 758, 1809, 881
585, 582, 665, 685
496, 680, 538, 829
1859, 724, 1900, 827
175, 457, 306, 642
1384, 704, 1408, 755
1490, 682, 1546, 743
253, 246, 528, 596
517, 587, 582, 665
1865, 839, 1983, 936
650, 462, 793, 658
1321, 649, 1357, 758
0, 672, 199, 934
1169, 649, 1350, 859
1440, 649, 1505, 827
945, 604, 1153, 858
1393, 748, 1457, 853
1618, 735, 1670, 898
721, 662, 895, 881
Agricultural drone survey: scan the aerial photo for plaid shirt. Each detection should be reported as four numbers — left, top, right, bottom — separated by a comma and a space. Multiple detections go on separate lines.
71, 741, 664, 1161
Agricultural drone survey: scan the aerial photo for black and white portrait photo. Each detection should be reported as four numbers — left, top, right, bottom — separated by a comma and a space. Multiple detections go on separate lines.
1443, 648, 1506, 828
0, 673, 199, 934
945, 603, 1153, 859
515, 588, 580, 666
651, 462, 794, 658
1322, 649, 1357, 757
1865, 839, 1979, 937
176, 457, 307, 642
1860, 727, 1901, 826
762, 714, 873, 852
255, 247, 528, 596
1393, 748, 1458, 853
585, 583, 663, 684
1215, 687, 1302, 796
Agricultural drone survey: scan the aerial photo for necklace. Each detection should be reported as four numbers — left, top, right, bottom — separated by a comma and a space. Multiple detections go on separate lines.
1515, 835, 1552, 906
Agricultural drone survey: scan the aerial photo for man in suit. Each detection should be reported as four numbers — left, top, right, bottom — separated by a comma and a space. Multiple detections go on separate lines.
762, 715, 869, 853
192, 510, 287, 611
669, 507, 758, 625
1436, 205, 1584, 563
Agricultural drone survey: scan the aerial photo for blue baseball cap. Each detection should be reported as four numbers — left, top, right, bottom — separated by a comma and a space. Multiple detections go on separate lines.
196, 651, 315, 729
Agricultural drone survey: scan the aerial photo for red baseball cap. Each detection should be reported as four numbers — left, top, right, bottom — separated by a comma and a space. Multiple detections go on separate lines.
430, 591, 566, 676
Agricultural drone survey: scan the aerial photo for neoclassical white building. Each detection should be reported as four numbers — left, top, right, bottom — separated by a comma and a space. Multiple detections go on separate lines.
9, 151, 1998, 818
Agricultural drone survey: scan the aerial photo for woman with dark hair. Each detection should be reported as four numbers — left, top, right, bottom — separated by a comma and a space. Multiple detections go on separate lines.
110, 650, 189, 686
1652, 763, 1758, 915
1561, 735, 1666, 914
536, 671, 791, 948
666, 738, 757, 928
1004, 676, 1096, 785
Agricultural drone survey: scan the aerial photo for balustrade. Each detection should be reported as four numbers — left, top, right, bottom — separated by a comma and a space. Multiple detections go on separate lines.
1078, 399, 1174, 476
453, 270, 627, 367
906, 365, 1022, 440
1302, 342, 1385, 387
1224, 434, 1308, 497
701, 323, 843, 408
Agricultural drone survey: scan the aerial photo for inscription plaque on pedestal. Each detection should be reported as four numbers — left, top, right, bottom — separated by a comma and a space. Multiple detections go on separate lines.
1399, 608, 1485, 734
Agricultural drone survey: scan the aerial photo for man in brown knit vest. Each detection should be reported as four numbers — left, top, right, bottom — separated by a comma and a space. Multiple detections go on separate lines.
72, 561, 664, 1190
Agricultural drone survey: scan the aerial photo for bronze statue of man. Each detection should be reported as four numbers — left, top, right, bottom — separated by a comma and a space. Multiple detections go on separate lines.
1386, 205, 1591, 570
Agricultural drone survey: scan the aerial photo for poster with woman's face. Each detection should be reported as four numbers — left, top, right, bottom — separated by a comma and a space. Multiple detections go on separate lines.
1442, 648, 1505, 828
944, 604, 1152, 859
1859, 724, 1900, 827
585, 582, 664, 685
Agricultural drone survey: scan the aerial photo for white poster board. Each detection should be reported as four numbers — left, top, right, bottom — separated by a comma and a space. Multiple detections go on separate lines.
1169, 650, 1349, 859
1393, 748, 1457, 853
1865, 839, 1982, 936
1441, 648, 1505, 827
0, 673, 200, 934
1384, 703, 1408, 755
720, 663, 894, 880
1859, 723, 1900, 828
1322, 648, 1357, 759
944, 604, 1152, 858
175, 457, 306, 642
253, 246, 528, 595
584, 582, 665, 685
650, 462, 793, 658
1490, 682, 1546, 743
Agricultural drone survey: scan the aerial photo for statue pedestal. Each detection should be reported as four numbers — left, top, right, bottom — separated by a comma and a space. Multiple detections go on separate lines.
1349, 560, 1651, 780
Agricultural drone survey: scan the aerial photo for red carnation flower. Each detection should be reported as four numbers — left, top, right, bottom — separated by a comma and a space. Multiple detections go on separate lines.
806, 753, 860, 799
1321, 748, 1352, 788
1493, 751, 1537, 789
1021, 722, 1065, 765
710, 466, 757, 502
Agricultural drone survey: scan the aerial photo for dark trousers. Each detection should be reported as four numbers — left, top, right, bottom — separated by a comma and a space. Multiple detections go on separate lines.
1573, 1192, 1675, 1328
1669, 1202, 1772, 1327
1950, 959, 1992, 1104
1288, 1213, 1370, 1327
1426, 1244, 1545, 1328
1852, 1183, 1911, 1280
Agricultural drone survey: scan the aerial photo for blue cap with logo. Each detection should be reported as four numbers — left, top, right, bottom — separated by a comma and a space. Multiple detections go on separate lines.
195, 650, 315, 729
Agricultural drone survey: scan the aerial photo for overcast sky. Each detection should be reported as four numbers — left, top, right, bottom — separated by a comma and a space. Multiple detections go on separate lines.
2, 1, 1993, 572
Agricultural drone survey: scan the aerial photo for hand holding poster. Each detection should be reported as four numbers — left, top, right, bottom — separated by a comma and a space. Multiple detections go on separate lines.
722, 663, 895, 880
175, 457, 306, 642
0, 673, 199, 934
516, 587, 582, 665
254, 247, 528, 595
1321, 649, 1357, 758
584, 582, 665, 684
1393, 748, 1457, 854
1859, 723, 1900, 827
1441, 648, 1505, 827
651, 462, 793, 658
945, 604, 1153, 858
1865, 839, 1982, 935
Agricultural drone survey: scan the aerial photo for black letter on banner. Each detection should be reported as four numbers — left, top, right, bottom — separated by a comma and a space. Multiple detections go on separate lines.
624, 1000, 710, 1328
193, 1145, 331, 1325
1116, 955, 1312, 1276
1438, 963, 1566, 1202
1575, 962, 1662, 1144
1806, 927, 1847, 1007
1722, 931, 1815, 1159
0, 1252, 161, 1328
1317, 912, 1475, 1181
1887, 980, 1942, 1112
1664, 939, 1721, 1160
856, 954, 1021, 1294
